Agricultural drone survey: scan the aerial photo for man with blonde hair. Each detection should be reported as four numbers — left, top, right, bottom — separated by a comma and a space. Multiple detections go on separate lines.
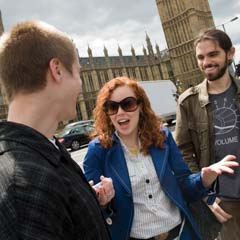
0, 20, 113, 239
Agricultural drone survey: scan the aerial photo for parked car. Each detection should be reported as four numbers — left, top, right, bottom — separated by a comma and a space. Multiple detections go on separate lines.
56, 124, 94, 151
63, 120, 94, 130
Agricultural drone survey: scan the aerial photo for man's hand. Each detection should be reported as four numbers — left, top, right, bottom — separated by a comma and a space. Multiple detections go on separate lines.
205, 197, 232, 223
201, 155, 238, 188
89, 176, 115, 207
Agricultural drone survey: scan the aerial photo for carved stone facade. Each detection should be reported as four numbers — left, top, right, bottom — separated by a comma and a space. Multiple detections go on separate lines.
0, 0, 215, 121
0, 11, 3, 35
0, 19, 173, 120
77, 35, 173, 120
155, 0, 214, 90
0, 10, 6, 120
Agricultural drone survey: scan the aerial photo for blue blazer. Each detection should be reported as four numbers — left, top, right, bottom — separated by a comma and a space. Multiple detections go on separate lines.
84, 130, 207, 240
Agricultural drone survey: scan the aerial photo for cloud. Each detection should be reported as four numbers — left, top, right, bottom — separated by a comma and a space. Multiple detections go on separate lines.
0, 0, 239, 62
209, 0, 240, 62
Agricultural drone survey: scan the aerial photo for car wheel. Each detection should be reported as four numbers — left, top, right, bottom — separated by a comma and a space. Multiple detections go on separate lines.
71, 140, 80, 151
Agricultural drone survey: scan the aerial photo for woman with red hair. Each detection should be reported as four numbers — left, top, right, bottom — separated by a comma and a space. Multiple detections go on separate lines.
84, 77, 238, 240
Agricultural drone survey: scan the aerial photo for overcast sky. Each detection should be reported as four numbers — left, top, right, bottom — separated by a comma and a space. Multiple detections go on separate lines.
0, 0, 239, 63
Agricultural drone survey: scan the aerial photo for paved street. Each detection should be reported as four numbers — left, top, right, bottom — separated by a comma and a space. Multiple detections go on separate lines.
71, 124, 175, 170
71, 147, 88, 169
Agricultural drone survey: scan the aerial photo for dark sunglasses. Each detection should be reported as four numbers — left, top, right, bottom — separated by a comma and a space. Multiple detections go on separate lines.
104, 96, 140, 115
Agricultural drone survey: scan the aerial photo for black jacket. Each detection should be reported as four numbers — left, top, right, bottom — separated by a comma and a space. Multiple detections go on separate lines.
0, 121, 110, 240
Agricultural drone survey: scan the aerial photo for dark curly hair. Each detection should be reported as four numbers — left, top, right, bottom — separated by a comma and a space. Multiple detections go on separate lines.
92, 76, 165, 155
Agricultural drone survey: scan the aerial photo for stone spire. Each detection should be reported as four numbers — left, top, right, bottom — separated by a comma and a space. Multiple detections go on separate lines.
131, 45, 136, 57
143, 45, 147, 56
155, 43, 161, 59
87, 44, 92, 58
103, 45, 109, 57
118, 44, 122, 57
146, 32, 154, 56
0, 10, 4, 35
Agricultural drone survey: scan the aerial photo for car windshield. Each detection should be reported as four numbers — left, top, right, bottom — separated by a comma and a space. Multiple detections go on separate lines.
55, 128, 71, 137
63, 120, 94, 130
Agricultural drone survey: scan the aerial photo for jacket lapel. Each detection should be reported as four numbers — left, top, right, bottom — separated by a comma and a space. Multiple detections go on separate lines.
107, 135, 170, 195
108, 143, 132, 195
150, 144, 169, 182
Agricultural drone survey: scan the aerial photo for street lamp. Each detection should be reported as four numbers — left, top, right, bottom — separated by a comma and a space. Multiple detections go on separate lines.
219, 17, 238, 32
172, 79, 183, 101
175, 79, 183, 93
175, 79, 183, 100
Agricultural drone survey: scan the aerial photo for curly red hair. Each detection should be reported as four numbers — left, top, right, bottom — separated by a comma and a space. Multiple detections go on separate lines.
92, 77, 165, 155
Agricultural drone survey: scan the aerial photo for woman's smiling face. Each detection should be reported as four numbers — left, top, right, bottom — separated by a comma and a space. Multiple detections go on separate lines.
108, 85, 140, 139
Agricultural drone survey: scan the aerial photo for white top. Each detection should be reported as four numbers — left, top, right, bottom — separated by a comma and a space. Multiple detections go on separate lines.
118, 137, 181, 238
49, 138, 59, 149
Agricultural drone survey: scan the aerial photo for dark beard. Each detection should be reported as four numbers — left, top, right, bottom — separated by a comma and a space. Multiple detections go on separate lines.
204, 58, 228, 82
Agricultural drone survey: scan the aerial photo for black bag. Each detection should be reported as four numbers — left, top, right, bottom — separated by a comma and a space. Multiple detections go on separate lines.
189, 200, 222, 240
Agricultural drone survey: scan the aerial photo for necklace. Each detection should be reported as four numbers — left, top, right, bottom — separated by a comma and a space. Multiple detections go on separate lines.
128, 146, 139, 155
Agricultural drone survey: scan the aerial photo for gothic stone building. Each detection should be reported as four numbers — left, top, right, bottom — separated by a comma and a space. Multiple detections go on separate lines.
0, 0, 215, 121
156, 0, 214, 89
78, 35, 173, 120
0, 11, 7, 120
0, 27, 173, 120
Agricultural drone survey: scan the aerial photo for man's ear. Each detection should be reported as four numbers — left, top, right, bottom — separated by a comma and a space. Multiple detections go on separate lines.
49, 58, 62, 82
228, 47, 235, 61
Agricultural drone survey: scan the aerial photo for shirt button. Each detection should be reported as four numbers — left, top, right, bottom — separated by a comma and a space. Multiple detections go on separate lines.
148, 194, 152, 199
146, 179, 150, 183
106, 217, 112, 225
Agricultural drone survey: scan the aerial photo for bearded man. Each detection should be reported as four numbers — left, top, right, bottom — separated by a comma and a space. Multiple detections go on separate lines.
175, 29, 240, 240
